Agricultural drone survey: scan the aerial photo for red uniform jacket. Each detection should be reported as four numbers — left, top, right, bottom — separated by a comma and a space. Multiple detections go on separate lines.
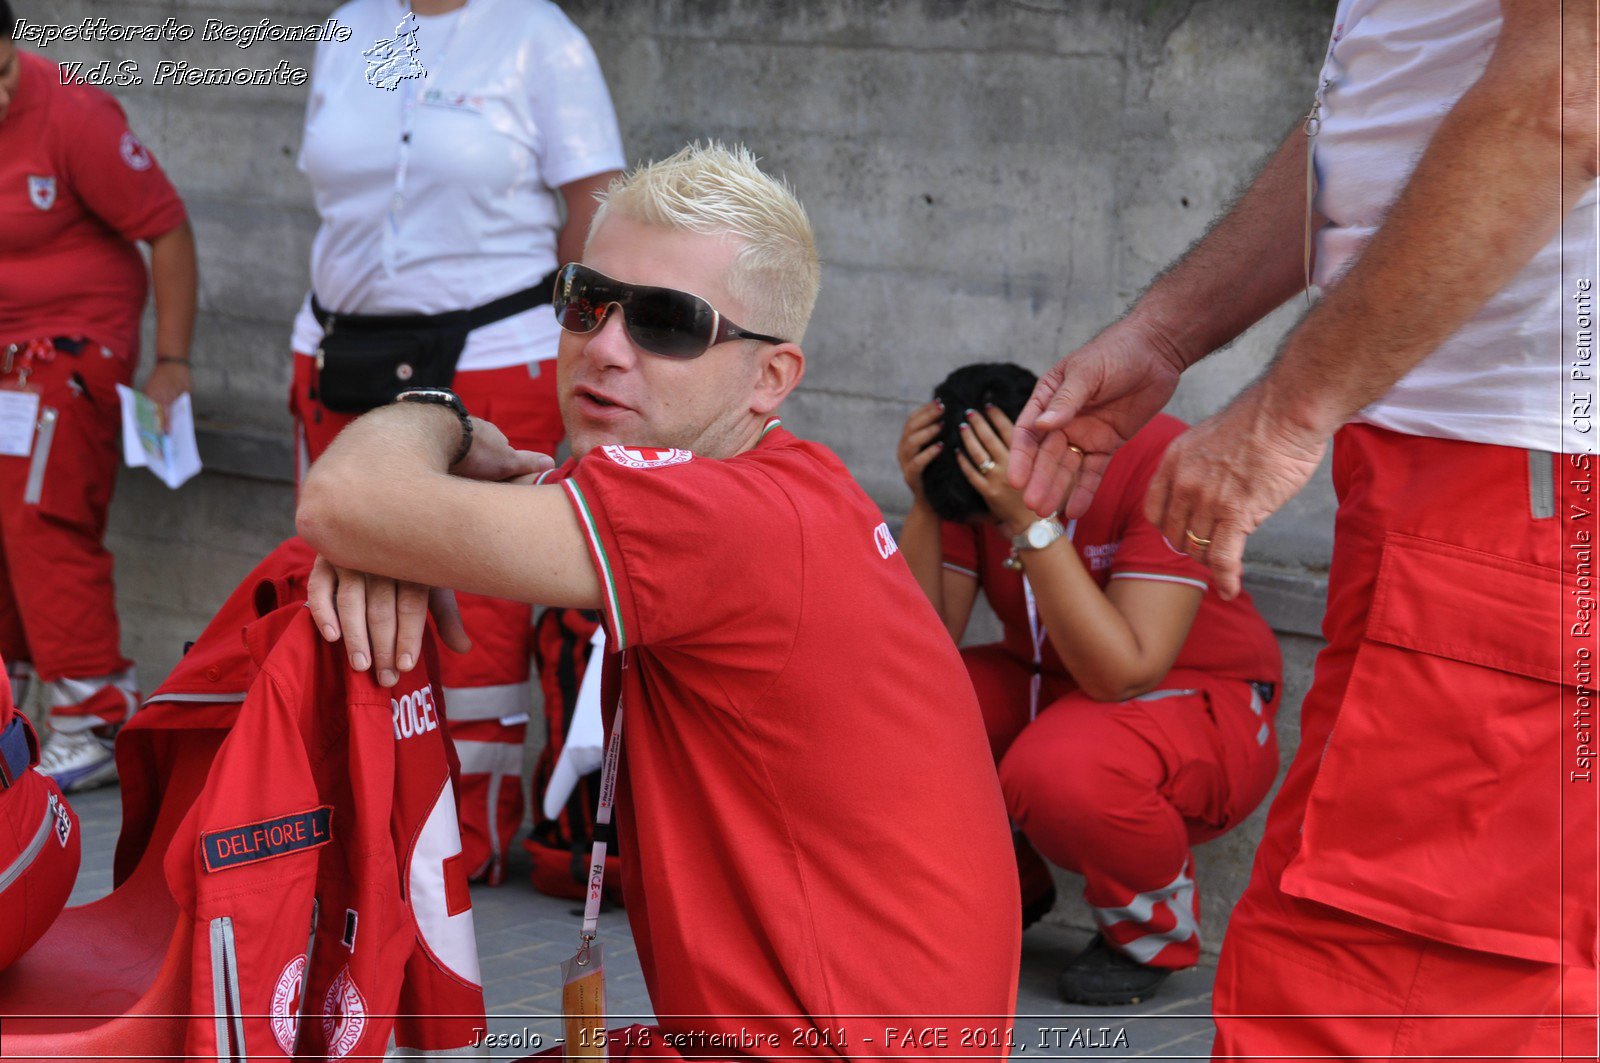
153, 548, 484, 1058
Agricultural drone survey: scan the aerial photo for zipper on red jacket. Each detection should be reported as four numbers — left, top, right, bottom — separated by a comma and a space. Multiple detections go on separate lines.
208, 915, 247, 1061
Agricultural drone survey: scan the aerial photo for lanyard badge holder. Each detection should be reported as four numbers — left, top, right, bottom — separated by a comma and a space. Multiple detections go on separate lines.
561, 686, 625, 1060
1302, 76, 1331, 307
0, 341, 54, 459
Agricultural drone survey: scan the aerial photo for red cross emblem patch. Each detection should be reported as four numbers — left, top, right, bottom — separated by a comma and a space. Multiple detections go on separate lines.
601, 445, 693, 470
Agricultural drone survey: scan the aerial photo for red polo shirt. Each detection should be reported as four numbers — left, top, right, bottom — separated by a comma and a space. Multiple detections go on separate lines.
942, 414, 1281, 687
0, 51, 187, 358
556, 421, 1020, 1059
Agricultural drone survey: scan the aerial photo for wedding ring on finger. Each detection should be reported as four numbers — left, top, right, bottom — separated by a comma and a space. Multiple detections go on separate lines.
1066, 442, 1086, 457
977, 459, 997, 475
1184, 529, 1213, 549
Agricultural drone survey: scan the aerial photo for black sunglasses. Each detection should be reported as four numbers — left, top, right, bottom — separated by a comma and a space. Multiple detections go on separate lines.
553, 262, 788, 359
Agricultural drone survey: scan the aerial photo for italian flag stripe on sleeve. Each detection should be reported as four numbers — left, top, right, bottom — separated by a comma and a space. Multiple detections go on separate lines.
564, 480, 627, 650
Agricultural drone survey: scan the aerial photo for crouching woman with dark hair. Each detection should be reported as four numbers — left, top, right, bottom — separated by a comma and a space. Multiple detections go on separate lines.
896, 362, 1283, 1007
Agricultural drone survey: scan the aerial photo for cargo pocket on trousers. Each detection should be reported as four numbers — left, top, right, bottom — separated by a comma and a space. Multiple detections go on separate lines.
1282, 531, 1580, 964
30, 388, 118, 532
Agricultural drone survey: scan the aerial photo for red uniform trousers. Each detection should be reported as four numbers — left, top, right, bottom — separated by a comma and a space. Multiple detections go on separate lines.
1213, 425, 1596, 1060
965, 646, 1280, 969
292, 354, 563, 883
0, 338, 138, 733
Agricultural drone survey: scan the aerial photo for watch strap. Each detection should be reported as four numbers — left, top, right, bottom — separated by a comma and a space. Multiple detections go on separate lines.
395, 387, 473, 467
1011, 515, 1066, 552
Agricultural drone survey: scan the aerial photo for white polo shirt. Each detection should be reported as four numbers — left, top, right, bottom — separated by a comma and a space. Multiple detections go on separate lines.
1312, 0, 1598, 453
291, 0, 624, 371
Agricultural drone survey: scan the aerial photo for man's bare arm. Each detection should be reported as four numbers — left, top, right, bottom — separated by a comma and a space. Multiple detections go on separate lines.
1146, 0, 1599, 597
1250, 0, 1597, 438
296, 403, 603, 610
1135, 124, 1316, 370
1010, 124, 1312, 514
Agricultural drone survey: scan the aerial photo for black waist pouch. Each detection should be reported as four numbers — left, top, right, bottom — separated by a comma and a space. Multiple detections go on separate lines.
311, 271, 557, 414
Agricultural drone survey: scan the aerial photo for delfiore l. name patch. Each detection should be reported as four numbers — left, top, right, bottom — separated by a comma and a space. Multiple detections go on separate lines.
201, 807, 333, 872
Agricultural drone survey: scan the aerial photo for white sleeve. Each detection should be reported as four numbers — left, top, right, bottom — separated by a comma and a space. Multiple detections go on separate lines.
527, 9, 626, 188
296, 29, 337, 175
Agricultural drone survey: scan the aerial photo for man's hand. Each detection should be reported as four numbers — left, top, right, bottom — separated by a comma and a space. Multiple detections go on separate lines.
1009, 319, 1186, 519
303, 421, 553, 683
1145, 383, 1327, 600
140, 360, 191, 429
306, 555, 473, 686
452, 416, 552, 482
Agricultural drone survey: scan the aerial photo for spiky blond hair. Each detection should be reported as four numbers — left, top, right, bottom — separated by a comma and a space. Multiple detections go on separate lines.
589, 142, 821, 343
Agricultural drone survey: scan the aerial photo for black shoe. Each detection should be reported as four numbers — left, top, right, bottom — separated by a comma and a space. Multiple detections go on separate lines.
1057, 934, 1172, 1006
1021, 884, 1057, 931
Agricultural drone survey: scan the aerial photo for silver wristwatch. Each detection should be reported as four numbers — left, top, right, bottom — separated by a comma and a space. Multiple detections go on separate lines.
1011, 515, 1067, 552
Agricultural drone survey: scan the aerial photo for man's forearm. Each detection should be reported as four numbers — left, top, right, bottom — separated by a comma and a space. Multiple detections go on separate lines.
1126, 125, 1313, 367
1262, 6, 1597, 435
297, 405, 600, 609
149, 221, 198, 362
299, 403, 463, 573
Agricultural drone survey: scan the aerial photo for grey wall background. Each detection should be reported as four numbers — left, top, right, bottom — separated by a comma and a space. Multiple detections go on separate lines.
26, 0, 1340, 949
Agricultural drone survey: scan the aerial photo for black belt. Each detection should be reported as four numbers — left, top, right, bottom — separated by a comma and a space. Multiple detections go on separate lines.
310, 270, 559, 335
0, 716, 38, 790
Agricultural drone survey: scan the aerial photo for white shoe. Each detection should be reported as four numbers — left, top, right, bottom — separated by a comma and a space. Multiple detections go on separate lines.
37, 729, 118, 793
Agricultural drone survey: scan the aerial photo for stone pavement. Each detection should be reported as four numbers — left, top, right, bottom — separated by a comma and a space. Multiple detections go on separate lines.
65, 784, 1217, 1059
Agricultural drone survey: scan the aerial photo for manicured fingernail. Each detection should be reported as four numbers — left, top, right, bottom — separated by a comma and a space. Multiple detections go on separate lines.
958, 422, 970, 431
964, 408, 977, 418
398, 653, 414, 672
352, 652, 369, 671
379, 669, 398, 687
934, 399, 945, 410
322, 624, 338, 641
985, 403, 998, 411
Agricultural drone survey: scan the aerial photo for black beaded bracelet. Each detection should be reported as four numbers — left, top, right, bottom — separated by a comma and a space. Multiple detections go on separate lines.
155, 355, 190, 365
394, 387, 474, 467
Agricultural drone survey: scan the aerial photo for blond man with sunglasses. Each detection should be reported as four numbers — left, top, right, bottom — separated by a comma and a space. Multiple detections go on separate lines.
297, 143, 1021, 1058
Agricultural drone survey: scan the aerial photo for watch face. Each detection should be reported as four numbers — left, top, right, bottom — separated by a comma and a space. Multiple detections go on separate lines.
1027, 521, 1055, 549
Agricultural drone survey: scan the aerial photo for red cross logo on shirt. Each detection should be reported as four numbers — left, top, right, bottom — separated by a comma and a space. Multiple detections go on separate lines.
601, 445, 694, 470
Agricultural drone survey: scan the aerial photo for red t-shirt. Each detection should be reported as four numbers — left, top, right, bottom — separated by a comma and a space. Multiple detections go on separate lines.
0, 51, 187, 359
557, 422, 1020, 1058
941, 414, 1281, 687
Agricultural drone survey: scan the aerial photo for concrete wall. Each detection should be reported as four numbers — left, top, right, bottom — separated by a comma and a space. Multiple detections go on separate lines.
21, 0, 1341, 948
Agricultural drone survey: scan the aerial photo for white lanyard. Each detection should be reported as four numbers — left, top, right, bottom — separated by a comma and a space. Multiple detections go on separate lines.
1302, 73, 1332, 306
578, 658, 625, 951
1021, 518, 1075, 721
1022, 577, 1044, 722
388, 5, 468, 242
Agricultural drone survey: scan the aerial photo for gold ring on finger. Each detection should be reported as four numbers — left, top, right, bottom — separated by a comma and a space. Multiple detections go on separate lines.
1066, 442, 1086, 457
977, 459, 997, 475
1184, 529, 1213, 548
